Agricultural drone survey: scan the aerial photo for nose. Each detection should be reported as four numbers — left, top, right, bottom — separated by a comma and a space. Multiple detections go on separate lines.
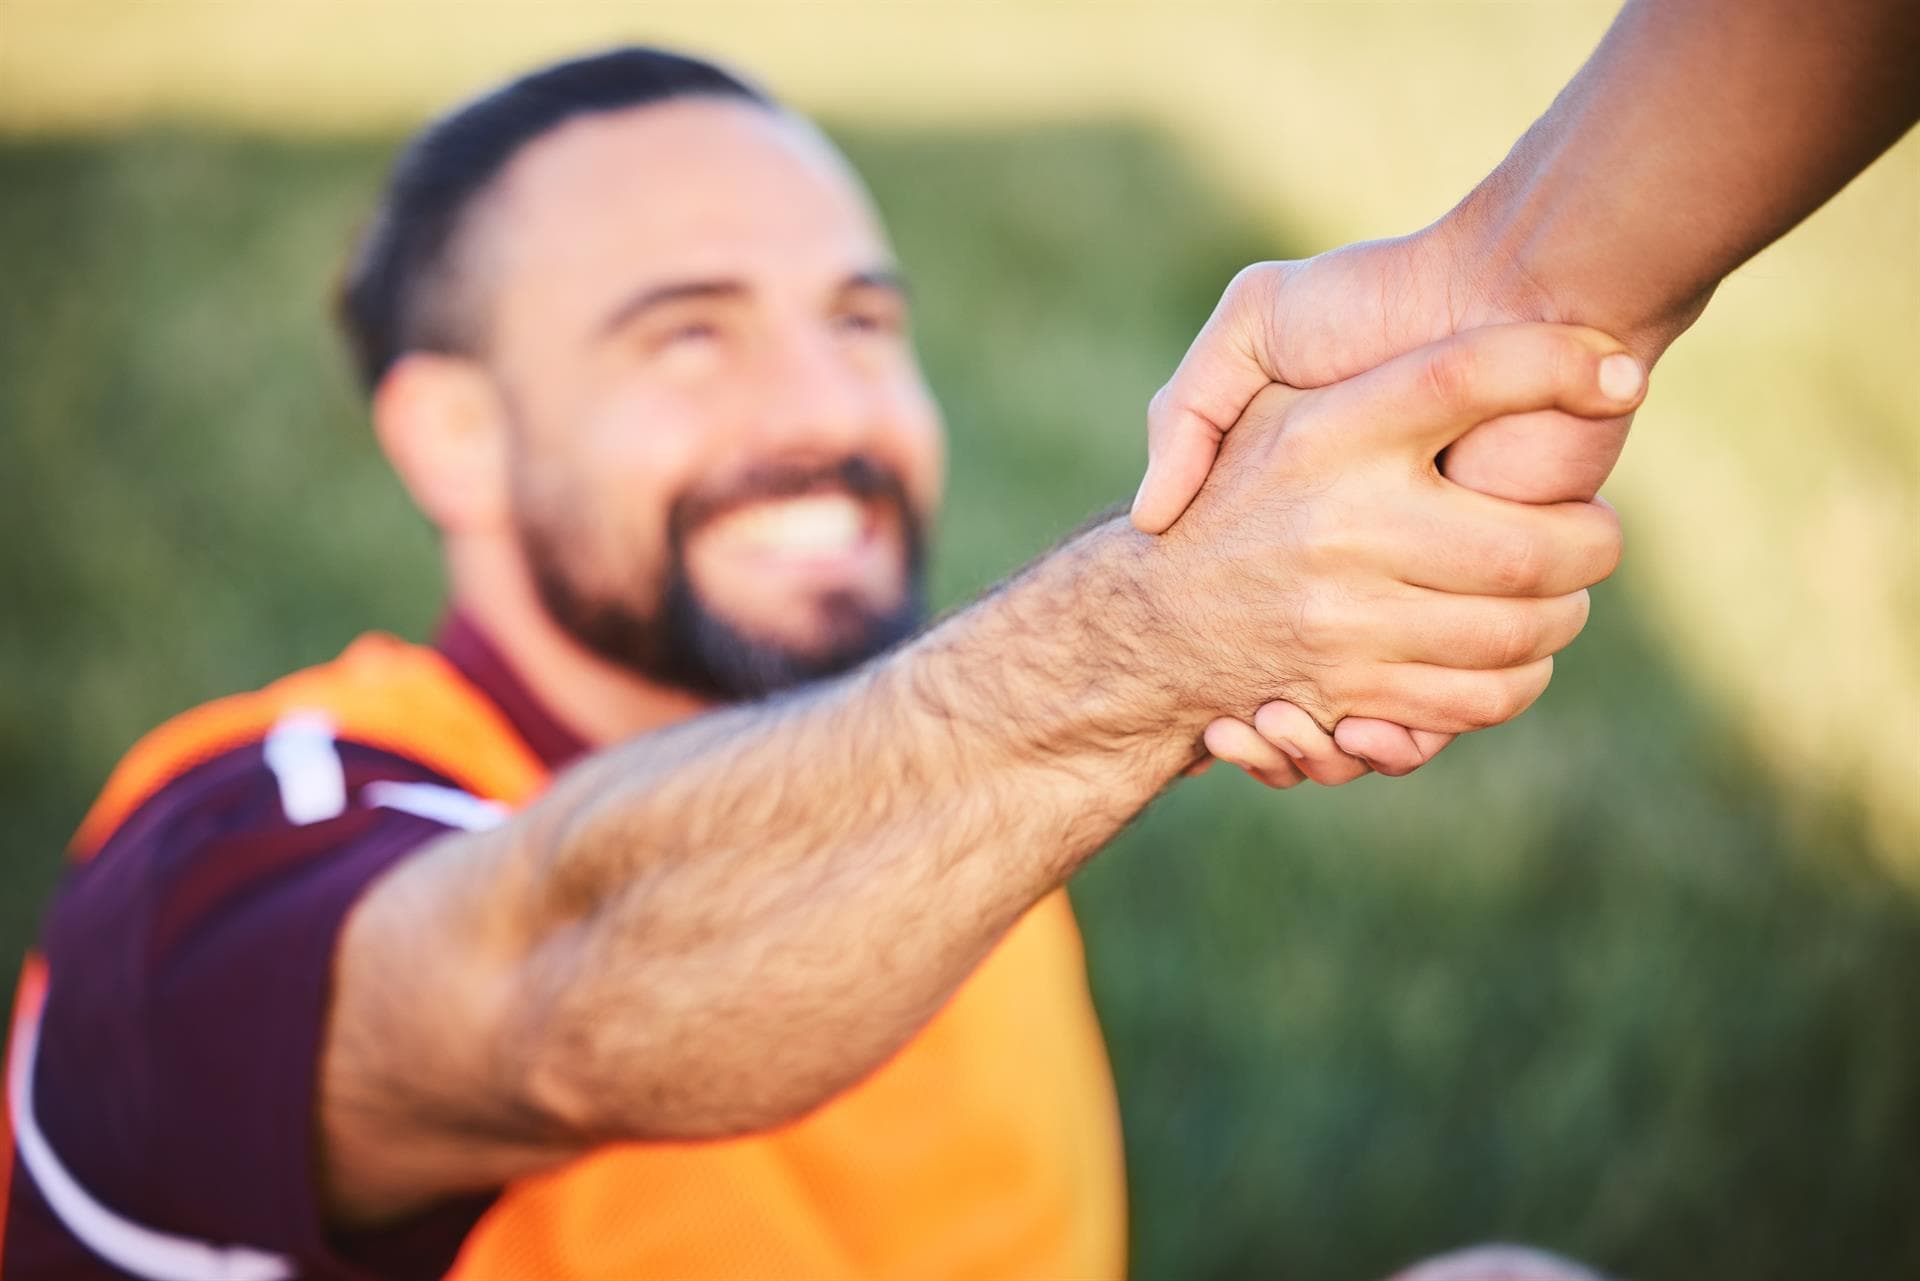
744, 323, 882, 461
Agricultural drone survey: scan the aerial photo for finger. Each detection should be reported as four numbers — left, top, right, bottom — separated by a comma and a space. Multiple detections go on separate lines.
1440, 403, 1634, 505
1299, 322, 1646, 459
1332, 719, 1456, 777
1182, 758, 1216, 778
1134, 397, 1233, 536
1358, 656, 1555, 735
1348, 588, 1592, 669
1203, 716, 1307, 789
1250, 701, 1372, 786
1133, 265, 1286, 533
1384, 491, 1622, 598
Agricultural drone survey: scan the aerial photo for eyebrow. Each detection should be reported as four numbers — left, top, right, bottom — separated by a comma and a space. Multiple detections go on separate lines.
844, 268, 910, 299
596, 268, 909, 336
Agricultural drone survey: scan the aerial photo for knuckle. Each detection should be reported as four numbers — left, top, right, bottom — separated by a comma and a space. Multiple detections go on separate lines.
1490, 678, 1531, 725
1458, 682, 1508, 730
1296, 509, 1351, 567
1290, 507, 1351, 576
1480, 608, 1540, 668
1225, 261, 1281, 308
1455, 671, 1528, 729
1542, 327, 1589, 395
1291, 673, 1350, 727
1491, 675, 1531, 724
1519, 597, 1585, 666
1559, 589, 1593, 645
1586, 508, 1626, 582
1146, 382, 1176, 428
1491, 533, 1548, 594
1291, 593, 1348, 655
1509, 659, 1555, 718
1420, 343, 1479, 416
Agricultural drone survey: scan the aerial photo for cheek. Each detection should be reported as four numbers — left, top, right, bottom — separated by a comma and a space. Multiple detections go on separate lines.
597, 376, 740, 511
874, 378, 947, 521
576, 386, 704, 481
530, 392, 703, 588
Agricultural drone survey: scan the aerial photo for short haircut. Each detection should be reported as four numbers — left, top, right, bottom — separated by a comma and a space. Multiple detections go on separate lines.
337, 46, 772, 393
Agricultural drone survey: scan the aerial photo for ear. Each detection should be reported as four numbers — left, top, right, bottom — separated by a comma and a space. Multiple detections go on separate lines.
371, 353, 512, 535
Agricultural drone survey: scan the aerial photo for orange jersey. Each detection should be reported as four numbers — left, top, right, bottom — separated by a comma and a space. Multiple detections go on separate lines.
5, 630, 1126, 1280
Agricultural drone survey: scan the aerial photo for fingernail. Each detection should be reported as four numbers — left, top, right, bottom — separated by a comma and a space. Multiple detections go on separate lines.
1275, 739, 1306, 761
1598, 352, 1644, 403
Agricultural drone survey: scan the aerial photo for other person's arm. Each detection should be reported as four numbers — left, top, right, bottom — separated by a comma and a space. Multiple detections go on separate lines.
1132, 0, 1920, 770
320, 323, 1642, 1222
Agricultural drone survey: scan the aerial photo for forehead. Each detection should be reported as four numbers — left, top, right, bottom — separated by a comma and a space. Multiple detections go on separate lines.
481, 97, 892, 299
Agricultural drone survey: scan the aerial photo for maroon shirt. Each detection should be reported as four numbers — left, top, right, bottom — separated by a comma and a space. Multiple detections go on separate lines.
3, 616, 586, 1280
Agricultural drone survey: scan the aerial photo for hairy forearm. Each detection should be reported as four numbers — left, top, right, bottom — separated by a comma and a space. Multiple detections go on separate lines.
504, 521, 1200, 1141
1447, 0, 1920, 354
420, 519, 1199, 1154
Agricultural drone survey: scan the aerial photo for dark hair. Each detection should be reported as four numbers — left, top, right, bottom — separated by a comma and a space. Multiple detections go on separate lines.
337, 46, 771, 393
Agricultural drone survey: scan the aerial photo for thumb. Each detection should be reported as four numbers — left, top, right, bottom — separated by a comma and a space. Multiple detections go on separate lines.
1333, 718, 1456, 776
1305, 322, 1646, 461
1132, 397, 1235, 535
1132, 265, 1286, 533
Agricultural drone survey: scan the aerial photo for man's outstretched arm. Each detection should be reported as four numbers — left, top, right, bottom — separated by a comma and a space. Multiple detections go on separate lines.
319, 323, 1642, 1223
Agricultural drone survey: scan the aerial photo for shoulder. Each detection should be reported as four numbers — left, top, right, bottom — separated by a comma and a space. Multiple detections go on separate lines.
71, 632, 537, 859
52, 722, 498, 968
13, 720, 507, 1277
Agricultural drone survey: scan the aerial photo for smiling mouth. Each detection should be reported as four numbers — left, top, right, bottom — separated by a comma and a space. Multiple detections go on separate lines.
694, 491, 883, 566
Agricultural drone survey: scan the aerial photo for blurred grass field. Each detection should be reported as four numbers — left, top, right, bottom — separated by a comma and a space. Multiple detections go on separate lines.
2, 4, 1918, 1278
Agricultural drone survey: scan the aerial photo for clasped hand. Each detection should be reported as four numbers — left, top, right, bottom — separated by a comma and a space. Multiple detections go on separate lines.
1146, 316, 1644, 788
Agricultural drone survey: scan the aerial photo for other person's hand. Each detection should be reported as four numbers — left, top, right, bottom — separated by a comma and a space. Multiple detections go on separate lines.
1198, 698, 1420, 789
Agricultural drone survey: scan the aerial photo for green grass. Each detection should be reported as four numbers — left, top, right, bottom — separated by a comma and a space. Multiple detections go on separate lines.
3, 127, 1918, 1281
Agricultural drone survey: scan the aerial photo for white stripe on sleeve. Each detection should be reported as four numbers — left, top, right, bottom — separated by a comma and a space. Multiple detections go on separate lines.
261, 710, 345, 826
361, 780, 508, 832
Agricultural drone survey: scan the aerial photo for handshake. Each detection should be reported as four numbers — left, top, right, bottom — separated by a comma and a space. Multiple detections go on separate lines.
1126, 240, 1650, 789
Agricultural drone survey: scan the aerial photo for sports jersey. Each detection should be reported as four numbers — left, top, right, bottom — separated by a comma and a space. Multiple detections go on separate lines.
3, 616, 1126, 1279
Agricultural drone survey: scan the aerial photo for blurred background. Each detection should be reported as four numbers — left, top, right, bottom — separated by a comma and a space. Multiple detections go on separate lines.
2, 2, 1916, 1277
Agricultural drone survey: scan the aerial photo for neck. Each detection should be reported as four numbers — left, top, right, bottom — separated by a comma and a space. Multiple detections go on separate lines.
445, 536, 710, 748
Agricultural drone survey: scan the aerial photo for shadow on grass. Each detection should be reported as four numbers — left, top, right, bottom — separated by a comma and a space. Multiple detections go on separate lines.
1, 124, 1915, 1281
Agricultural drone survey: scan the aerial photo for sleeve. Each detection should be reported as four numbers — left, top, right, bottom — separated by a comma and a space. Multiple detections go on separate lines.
18, 737, 502, 1281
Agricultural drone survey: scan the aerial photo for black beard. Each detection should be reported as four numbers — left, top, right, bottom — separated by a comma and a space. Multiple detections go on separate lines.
519, 455, 929, 703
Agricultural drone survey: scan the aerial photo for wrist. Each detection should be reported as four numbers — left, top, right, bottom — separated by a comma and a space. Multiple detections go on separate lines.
896, 516, 1214, 772
1123, 512, 1317, 730
1430, 169, 1702, 365
1427, 173, 1561, 331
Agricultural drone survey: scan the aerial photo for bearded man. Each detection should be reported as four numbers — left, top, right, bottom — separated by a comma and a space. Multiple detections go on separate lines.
2, 47, 1640, 1280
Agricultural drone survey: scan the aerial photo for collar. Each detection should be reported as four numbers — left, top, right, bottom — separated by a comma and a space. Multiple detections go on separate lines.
434, 610, 592, 773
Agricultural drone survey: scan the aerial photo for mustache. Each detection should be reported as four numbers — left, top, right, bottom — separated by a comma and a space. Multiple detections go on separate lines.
668, 454, 921, 544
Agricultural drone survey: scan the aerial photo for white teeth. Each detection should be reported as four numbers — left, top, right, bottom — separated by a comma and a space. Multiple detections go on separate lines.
709, 494, 867, 556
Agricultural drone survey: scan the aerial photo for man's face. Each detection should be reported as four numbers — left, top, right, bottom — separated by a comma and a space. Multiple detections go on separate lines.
469, 97, 945, 700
